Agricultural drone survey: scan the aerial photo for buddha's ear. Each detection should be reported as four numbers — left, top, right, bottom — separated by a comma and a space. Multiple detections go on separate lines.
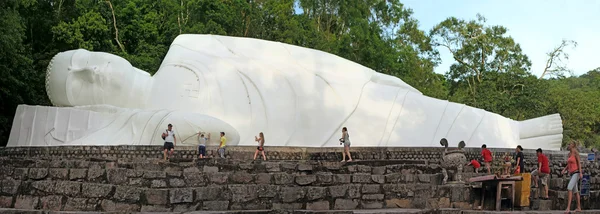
69, 66, 97, 83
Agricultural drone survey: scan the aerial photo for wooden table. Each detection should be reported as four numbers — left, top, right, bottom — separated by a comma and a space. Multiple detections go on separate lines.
469, 175, 523, 211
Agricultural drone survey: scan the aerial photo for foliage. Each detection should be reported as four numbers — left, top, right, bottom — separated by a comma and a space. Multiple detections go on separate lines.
0, 0, 598, 148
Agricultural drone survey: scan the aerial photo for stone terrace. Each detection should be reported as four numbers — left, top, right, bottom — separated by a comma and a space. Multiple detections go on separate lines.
0, 146, 598, 213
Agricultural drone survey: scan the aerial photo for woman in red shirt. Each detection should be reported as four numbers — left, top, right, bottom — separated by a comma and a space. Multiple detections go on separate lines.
481, 144, 493, 174
561, 141, 583, 212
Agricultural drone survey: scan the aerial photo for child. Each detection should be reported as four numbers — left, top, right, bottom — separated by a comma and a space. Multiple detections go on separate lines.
467, 159, 481, 173
503, 152, 513, 175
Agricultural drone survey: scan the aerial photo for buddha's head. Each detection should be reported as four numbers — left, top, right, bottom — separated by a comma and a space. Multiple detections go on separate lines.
46, 49, 150, 108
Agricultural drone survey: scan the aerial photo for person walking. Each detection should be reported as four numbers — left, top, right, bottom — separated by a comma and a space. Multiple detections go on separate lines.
218, 132, 227, 158
481, 144, 493, 174
561, 141, 583, 212
162, 124, 176, 160
339, 127, 352, 162
197, 132, 210, 159
532, 148, 550, 199
514, 145, 525, 174
253, 132, 266, 161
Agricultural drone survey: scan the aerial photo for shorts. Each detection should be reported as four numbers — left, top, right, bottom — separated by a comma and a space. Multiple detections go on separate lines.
532, 169, 549, 186
163, 142, 174, 150
344, 141, 351, 147
256, 146, 264, 151
198, 145, 206, 156
567, 173, 579, 193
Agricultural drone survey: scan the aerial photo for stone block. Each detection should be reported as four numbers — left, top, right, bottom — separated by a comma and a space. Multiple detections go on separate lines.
550, 178, 564, 189
273, 173, 294, 185
255, 173, 271, 184
357, 165, 372, 173
295, 175, 317, 185
333, 174, 351, 184
169, 178, 186, 187
38, 195, 61, 211
63, 197, 93, 211
385, 173, 402, 183
385, 198, 411, 208
13, 168, 28, 180
451, 202, 471, 209
100, 200, 140, 212
273, 203, 303, 210
206, 172, 228, 184
280, 187, 305, 203
202, 201, 229, 210
230, 172, 254, 183
113, 186, 141, 202
281, 162, 297, 170
371, 175, 385, 184
203, 166, 219, 173
28, 168, 48, 180
145, 189, 168, 205
2, 178, 21, 194
106, 168, 128, 185
173, 203, 197, 212
438, 197, 451, 208
229, 185, 258, 203
125, 170, 144, 178
265, 162, 281, 172
0, 196, 13, 208
316, 172, 333, 184
361, 184, 380, 194
323, 162, 343, 170
55, 181, 81, 197
362, 194, 384, 200
352, 173, 372, 183
257, 185, 279, 198
82, 183, 114, 198
372, 166, 386, 175
328, 185, 348, 198
31, 180, 54, 192
170, 188, 194, 204
298, 163, 313, 171
532, 199, 552, 211
143, 171, 166, 179
334, 199, 358, 210
87, 168, 105, 181
69, 169, 87, 180
151, 179, 167, 188
128, 178, 143, 186
14, 195, 38, 209
348, 185, 361, 198
196, 185, 223, 201
418, 174, 431, 183
306, 187, 326, 200
49, 168, 69, 180
239, 164, 254, 170
166, 171, 182, 177
141, 205, 171, 212
307, 201, 329, 210
361, 201, 383, 209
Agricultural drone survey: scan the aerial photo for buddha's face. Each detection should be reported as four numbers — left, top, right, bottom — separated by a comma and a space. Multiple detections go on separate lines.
46, 49, 141, 107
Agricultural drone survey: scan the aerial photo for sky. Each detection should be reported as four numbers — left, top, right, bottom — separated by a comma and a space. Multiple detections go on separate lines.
401, 0, 600, 77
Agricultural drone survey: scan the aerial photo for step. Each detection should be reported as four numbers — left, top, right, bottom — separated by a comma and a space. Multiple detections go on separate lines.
531, 199, 553, 211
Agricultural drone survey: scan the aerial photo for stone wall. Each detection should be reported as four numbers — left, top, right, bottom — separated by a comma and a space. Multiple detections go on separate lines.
0, 146, 598, 212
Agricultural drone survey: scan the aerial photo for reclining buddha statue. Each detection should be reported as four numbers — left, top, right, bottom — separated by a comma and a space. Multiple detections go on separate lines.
8, 34, 563, 150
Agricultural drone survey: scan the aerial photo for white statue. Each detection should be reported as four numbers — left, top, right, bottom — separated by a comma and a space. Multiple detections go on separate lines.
8, 34, 563, 150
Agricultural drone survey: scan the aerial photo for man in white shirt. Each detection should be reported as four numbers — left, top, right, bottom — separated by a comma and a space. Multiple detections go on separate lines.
198, 132, 210, 159
162, 124, 176, 160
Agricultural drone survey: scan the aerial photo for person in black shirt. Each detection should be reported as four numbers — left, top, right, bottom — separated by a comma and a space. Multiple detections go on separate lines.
514, 145, 525, 174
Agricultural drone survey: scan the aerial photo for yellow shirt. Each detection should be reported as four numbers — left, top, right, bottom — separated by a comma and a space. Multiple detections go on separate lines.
220, 136, 227, 148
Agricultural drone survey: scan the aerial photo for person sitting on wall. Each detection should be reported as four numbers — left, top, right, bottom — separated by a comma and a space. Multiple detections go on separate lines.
467, 159, 481, 173
481, 144, 493, 174
531, 148, 550, 199
503, 152, 513, 176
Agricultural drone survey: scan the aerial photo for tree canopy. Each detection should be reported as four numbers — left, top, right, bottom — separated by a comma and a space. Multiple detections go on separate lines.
0, 0, 598, 149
